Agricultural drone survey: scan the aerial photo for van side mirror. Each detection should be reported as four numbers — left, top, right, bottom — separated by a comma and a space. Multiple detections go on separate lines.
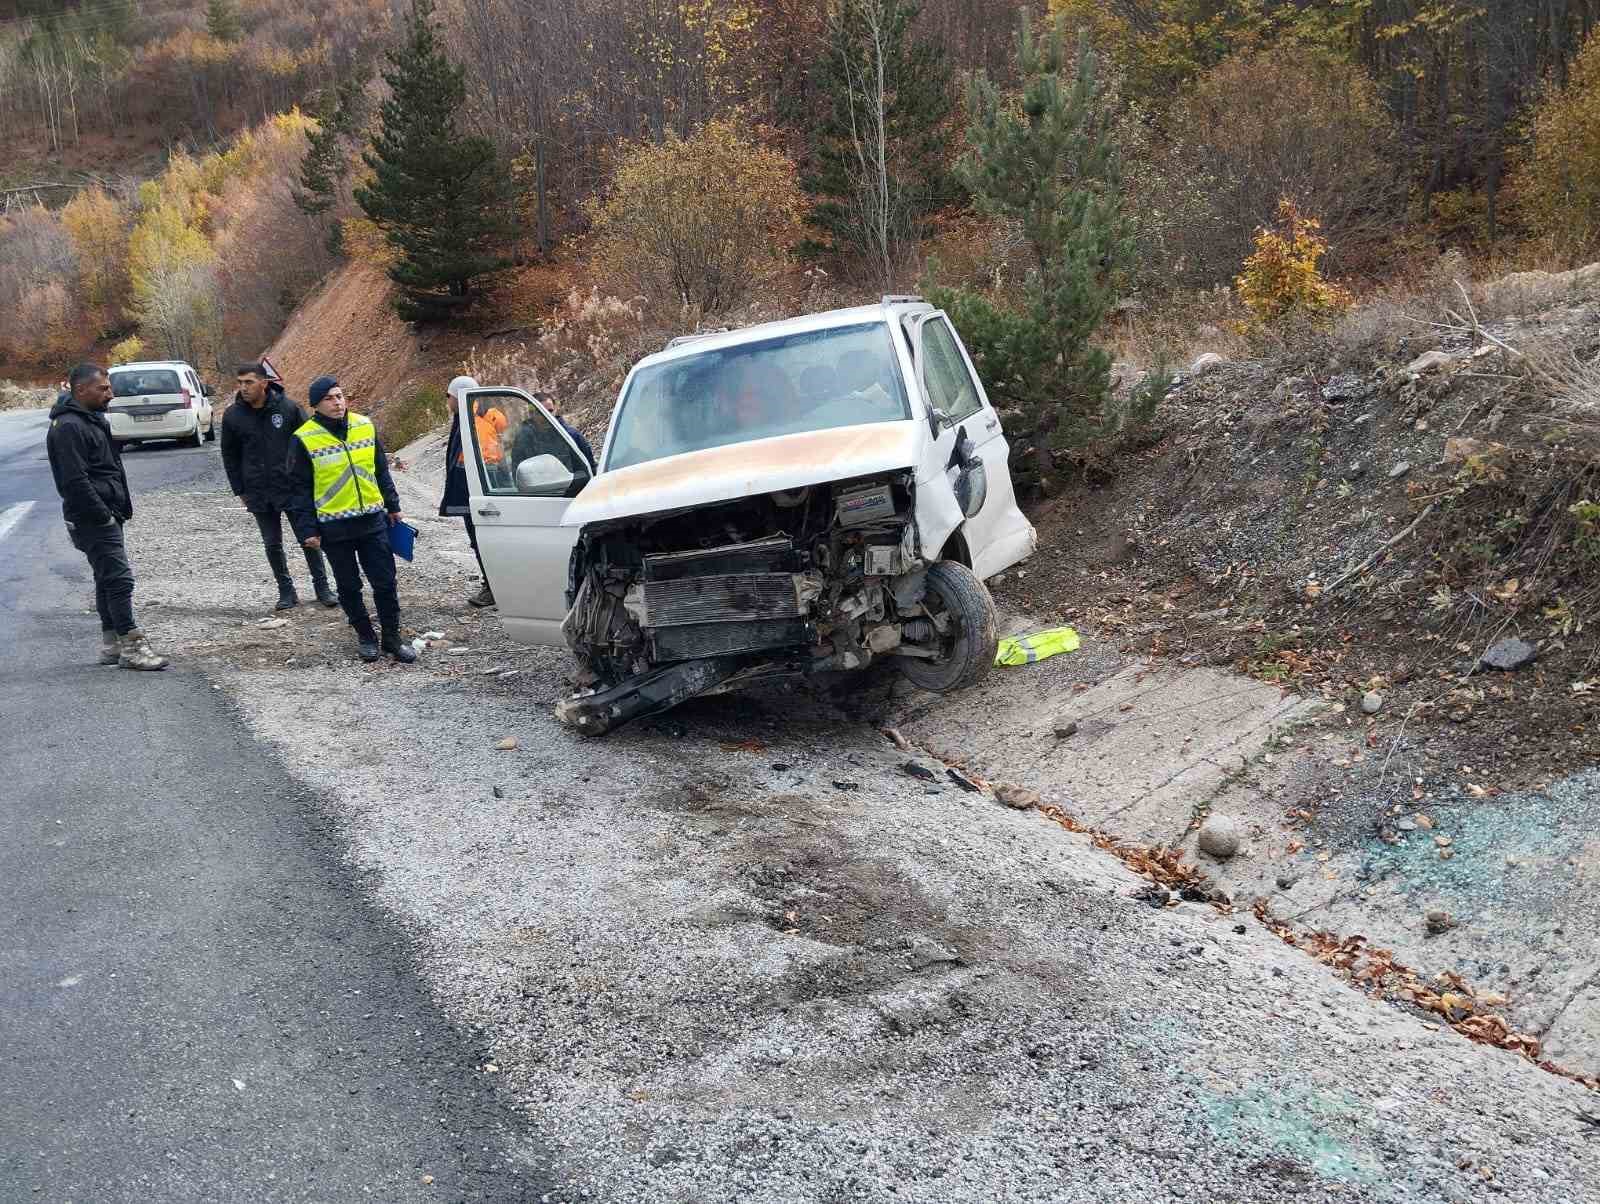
515, 453, 590, 497
202, 384, 215, 397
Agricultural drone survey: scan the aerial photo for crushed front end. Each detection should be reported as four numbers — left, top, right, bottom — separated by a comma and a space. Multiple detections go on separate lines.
556, 473, 945, 735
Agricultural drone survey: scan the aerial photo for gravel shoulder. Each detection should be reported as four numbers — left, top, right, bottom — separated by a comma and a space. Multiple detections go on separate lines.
122, 443, 1600, 1203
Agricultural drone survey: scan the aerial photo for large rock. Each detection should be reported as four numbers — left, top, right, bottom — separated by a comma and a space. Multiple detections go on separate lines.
993, 782, 1040, 811
1191, 352, 1226, 376
1480, 637, 1537, 672
1197, 814, 1242, 859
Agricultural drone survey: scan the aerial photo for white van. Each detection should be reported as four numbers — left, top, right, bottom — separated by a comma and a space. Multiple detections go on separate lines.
456, 297, 1038, 735
107, 360, 215, 449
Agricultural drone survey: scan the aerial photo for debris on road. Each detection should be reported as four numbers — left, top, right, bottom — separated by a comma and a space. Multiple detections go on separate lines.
945, 767, 982, 792
1052, 715, 1079, 738
493, 737, 518, 751
899, 762, 938, 783
1361, 690, 1384, 715
881, 727, 911, 751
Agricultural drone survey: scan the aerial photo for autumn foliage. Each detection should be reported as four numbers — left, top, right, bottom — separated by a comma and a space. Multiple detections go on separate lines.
1514, 26, 1600, 254
1235, 200, 1352, 325
587, 120, 805, 313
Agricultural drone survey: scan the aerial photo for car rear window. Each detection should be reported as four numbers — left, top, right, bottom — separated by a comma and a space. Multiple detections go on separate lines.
111, 369, 181, 397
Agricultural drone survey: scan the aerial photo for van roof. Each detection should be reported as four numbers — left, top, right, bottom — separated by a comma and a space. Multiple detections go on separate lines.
641, 298, 933, 370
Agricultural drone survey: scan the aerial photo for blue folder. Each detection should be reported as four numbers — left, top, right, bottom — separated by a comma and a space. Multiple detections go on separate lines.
389, 520, 418, 562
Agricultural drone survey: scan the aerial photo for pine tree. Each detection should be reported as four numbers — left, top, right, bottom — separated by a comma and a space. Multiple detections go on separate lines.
926, 18, 1132, 491
296, 74, 369, 231
354, 0, 510, 322
205, 0, 242, 43
803, 0, 958, 284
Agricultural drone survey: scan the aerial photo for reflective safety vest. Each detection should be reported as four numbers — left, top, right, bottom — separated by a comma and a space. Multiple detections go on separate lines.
293, 412, 386, 523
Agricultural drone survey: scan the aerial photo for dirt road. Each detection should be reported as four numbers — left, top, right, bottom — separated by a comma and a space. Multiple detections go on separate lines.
111, 435, 1600, 1202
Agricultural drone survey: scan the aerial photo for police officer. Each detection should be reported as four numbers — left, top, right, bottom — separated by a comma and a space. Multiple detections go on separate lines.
45, 361, 167, 670
220, 362, 338, 611
286, 376, 417, 664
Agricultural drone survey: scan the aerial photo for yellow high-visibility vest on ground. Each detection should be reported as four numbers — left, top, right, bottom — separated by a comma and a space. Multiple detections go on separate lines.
293, 413, 385, 523
995, 626, 1080, 667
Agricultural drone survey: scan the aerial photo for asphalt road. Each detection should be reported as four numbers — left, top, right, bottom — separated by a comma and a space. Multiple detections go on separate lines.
0, 409, 542, 1201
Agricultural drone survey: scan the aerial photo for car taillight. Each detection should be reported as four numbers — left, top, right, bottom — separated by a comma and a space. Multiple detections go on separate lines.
181, 387, 194, 408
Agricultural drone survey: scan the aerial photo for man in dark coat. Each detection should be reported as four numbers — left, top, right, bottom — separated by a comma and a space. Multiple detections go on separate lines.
286, 376, 417, 664
45, 361, 167, 670
221, 362, 337, 611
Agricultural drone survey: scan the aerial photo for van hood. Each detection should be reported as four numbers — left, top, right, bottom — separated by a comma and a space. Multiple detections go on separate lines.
565, 421, 921, 527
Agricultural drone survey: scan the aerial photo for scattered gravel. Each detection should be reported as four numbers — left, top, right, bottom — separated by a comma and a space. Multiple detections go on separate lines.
118, 453, 1600, 1203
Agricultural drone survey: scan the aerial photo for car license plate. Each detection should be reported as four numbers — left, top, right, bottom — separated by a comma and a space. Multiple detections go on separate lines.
133, 414, 161, 422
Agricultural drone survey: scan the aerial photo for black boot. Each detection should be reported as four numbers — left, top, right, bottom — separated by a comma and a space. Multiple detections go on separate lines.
304, 547, 339, 608
266, 545, 297, 610
356, 623, 381, 662
381, 629, 417, 664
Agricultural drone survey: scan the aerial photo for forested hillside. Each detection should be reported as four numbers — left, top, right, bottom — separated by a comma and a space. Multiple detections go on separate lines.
6, 0, 1600, 485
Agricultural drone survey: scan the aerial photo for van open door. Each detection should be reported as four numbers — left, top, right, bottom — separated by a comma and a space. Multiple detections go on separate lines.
459, 387, 589, 645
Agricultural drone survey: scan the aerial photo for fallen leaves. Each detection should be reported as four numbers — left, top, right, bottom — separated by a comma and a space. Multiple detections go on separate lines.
1038, 802, 1222, 904
1252, 901, 1599, 1091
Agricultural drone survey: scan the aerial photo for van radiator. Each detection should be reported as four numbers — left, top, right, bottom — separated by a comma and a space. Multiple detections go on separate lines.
641, 538, 811, 661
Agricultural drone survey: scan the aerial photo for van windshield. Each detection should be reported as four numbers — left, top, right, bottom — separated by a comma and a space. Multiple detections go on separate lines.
604, 322, 910, 471
111, 369, 181, 397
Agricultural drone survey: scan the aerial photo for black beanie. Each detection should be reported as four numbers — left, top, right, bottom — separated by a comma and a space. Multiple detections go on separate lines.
308, 376, 339, 407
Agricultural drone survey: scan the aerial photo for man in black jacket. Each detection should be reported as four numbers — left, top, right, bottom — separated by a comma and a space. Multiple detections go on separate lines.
441, 375, 493, 607
220, 363, 338, 611
45, 362, 167, 671
286, 376, 417, 664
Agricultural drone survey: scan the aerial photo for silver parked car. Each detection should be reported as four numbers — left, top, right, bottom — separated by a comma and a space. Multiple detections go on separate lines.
107, 360, 215, 449
455, 297, 1038, 735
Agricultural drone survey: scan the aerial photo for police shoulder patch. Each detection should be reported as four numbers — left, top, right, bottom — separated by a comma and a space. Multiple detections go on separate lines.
271, 413, 284, 428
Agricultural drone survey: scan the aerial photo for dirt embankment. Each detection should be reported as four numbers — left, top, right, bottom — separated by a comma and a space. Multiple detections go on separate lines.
986, 264, 1600, 1076
261, 261, 436, 409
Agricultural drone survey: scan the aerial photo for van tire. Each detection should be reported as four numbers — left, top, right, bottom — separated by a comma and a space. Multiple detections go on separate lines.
185, 424, 203, 449
898, 560, 997, 694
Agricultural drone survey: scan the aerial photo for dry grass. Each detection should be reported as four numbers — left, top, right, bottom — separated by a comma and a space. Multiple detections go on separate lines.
1103, 286, 1252, 375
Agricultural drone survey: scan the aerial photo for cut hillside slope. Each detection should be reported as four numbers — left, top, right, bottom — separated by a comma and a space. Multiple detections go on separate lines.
263, 261, 436, 408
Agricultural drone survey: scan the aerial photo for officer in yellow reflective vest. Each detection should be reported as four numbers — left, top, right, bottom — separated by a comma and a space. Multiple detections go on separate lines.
286, 376, 417, 664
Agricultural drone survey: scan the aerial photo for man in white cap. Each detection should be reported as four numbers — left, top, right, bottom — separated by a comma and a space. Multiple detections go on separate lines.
442, 375, 494, 608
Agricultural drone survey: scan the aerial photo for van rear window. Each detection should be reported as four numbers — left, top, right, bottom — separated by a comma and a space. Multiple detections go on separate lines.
111, 369, 181, 397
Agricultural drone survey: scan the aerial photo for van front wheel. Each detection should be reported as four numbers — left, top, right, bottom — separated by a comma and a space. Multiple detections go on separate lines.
897, 560, 998, 694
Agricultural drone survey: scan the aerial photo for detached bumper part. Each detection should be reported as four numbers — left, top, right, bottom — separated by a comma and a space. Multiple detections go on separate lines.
555, 656, 744, 736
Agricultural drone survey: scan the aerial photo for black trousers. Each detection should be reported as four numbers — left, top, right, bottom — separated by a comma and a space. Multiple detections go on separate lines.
462, 513, 487, 576
254, 508, 328, 583
322, 527, 400, 640
67, 519, 136, 635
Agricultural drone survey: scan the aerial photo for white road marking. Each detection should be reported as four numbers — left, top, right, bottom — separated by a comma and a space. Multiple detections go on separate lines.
0, 500, 36, 545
